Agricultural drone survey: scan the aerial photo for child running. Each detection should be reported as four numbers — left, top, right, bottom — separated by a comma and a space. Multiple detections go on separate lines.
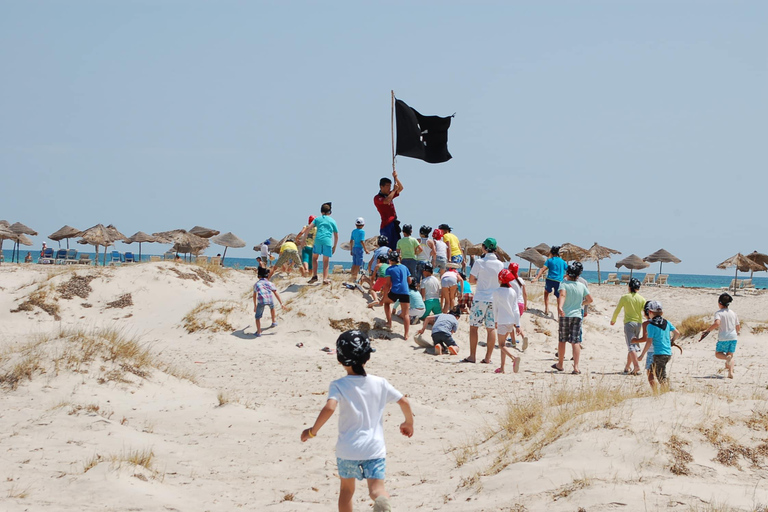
632, 300, 680, 392
699, 292, 740, 379
610, 277, 646, 375
253, 266, 283, 337
301, 330, 414, 512
492, 269, 523, 374
417, 306, 462, 356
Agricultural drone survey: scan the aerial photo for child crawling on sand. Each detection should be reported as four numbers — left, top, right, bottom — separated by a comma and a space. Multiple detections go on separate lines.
301, 330, 414, 512
416, 306, 461, 356
699, 292, 740, 379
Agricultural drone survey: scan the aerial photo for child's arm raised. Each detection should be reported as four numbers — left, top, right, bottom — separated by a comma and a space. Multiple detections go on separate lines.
397, 396, 414, 437
301, 399, 338, 442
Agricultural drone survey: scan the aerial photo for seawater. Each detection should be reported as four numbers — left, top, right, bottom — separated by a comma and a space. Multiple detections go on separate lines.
3, 250, 766, 290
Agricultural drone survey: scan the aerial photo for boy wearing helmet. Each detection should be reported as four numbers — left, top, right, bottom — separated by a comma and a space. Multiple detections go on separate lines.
631, 301, 680, 391
552, 262, 592, 374
396, 224, 422, 282
415, 225, 437, 283
611, 277, 646, 375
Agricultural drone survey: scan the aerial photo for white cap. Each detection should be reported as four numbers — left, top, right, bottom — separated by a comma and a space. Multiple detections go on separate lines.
355, 217, 365, 225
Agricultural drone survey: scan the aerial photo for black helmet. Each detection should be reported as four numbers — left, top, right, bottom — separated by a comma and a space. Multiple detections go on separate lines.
377, 254, 389, 263
423, 262, 434, 273
719, 292, 733, 307
566, 261, 583, 277
402, 224, 413, 235
438, 223, 451, 232
387, 250, 400, 262
377, 235, 389, 247
419, 225, 432, 236
629, 278, 641, 291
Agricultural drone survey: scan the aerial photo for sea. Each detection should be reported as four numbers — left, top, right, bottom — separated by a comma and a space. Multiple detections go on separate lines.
3, 249, 766, 290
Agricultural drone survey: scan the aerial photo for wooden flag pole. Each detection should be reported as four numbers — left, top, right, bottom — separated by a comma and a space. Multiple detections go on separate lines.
391, 90, 395, 172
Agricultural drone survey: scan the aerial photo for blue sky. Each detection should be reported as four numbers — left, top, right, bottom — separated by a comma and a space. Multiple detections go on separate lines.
1, 1, 766, 274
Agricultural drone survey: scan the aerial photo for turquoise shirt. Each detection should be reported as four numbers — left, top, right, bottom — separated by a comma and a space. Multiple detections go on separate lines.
560, 279, 589, 318
312, 215, 338, 247
545, 257, 567, 282
647, 318, 676, 356
351, 228, 366, 248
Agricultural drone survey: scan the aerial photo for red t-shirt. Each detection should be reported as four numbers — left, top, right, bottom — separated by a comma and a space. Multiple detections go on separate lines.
374, 191, 399, 228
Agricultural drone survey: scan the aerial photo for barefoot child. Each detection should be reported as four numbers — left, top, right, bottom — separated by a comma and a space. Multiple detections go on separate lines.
610, 277, 646, 375
492, 269, 523, 374
383, 251, 412, 339
253, 267, 283, 337
632, 300, 680, 391
417, 306, 462, 356
699, 292, 740, 379
349, 217, 369, 282
301, 330, 414, 512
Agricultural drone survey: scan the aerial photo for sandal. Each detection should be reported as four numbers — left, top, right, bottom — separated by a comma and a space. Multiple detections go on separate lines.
494, 368, 504, 374
480, 359, 492, 364
571, 370, 581, 375
551, 363, 564, 371
459, 358, 475, 363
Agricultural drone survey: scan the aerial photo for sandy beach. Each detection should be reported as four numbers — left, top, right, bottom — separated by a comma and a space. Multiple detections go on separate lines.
2, 262, 768, 511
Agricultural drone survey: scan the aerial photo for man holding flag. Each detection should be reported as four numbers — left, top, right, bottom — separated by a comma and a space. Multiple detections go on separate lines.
374, 169, 403, 250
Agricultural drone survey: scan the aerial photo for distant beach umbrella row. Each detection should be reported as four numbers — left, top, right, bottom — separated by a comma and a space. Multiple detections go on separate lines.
717, 253, 767, 292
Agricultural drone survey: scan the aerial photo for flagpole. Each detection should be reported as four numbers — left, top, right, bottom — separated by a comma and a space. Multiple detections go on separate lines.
391, 90, 395, 172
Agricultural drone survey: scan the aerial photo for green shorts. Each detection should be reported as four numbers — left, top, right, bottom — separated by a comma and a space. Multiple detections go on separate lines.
422, 298, 442, 319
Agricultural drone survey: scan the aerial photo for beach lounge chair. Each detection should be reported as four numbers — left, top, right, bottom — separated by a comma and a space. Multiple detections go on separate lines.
619, 275, 631, 285
39, 248, 55, 264
54, 249, 68, 265
210, 256, 221, 266
150, 255, 161, 262
163, 251, 175, 261
109, 251, 122, 265
333, 265, 345, 274
78, 254, 92, 265
63, 249, 78, 264
195, 255, 209, 264
519, 270, 531, 280
657, 274, 670, 287
124, 252, 135, 263
603, 273, 619, 284
642, 274, 656, 286
721, 279, 738, 292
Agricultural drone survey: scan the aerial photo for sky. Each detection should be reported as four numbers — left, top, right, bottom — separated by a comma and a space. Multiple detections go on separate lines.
1, 1, 766, 275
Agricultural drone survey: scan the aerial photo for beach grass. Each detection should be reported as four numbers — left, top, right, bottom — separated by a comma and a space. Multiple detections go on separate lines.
677, 314, 710, 338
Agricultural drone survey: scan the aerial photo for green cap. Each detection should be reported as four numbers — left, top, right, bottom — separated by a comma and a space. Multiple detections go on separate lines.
483, 238, 497, 251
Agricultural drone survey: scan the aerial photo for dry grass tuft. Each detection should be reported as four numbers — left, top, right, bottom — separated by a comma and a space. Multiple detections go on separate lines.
84, 448, 155, 474
194, 262, 225, 279
752, 323, 768, 335
217, 391, 230, 407
746, 409, 768, 431
281, 493, 295, 502
10, 284, 61, 320
182, 300, 241, 333
553, 475, 592, 500
329, 318, 372, 332
666, 435, 693, 475
677, 314, 710, 338
6, 484, 31, 499
448, 440, 478, 468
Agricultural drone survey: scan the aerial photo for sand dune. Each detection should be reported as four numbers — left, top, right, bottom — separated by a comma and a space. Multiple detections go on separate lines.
2, 262, 768, 511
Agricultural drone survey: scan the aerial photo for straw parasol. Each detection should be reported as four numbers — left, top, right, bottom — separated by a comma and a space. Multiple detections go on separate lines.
466, 242, 511, 262
273, 233, 299, 253
49, 225, 83, 249
154, 229, 209, 259
124, 231, 158, 262
559, 243, 588, 262
584, 242, 622, 285
459, 238, 474, 253
210, 232, 245, 265
0, 224, 15, 262
189, 226, 220, 238
615, 254, 650, 278
78, 224, 127, 266
516, 247, 546, 277
9, 222, 38, 263
717, 253, 766, 292
746, 251, 768, 279
531, 243, 551, 256
643, 249, 681, 276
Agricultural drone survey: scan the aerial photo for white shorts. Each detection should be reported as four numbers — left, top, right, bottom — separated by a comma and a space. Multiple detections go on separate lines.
441, 273, 457, 287
497, 323, 517, 335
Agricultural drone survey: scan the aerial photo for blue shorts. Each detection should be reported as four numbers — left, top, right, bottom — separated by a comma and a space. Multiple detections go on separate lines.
450, 254, 463, 265
337, 457, 386, 480
255, 303, 273, 320
716, 340, 737, 354
545, 278, 561, 297
352, 246, 364, 266
645, 352, 655, 371
313, 244, 333, 257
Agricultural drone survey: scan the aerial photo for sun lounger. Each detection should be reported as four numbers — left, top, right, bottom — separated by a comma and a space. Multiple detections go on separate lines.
54, 249, 68, 265
333, 265, 345, 274
619, 275, 631, 285
163, 251, 175, 261
642, 274, 656, 286
39, 248, 55, 264
124, 252, 135, 263
210, 256, 221, 266
108, 251, 122, 265
603, 273, 619, 284
195, 255, 209, 264
78, 254, 92, 265
150, 255, 161, 262
657, 274, 670, 287
63, 249, 78, 264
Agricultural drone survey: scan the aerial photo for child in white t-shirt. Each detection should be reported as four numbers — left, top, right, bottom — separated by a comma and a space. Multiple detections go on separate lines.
492, 269, 523, 374
700, 292, 740, 379
301, 330, 414, 512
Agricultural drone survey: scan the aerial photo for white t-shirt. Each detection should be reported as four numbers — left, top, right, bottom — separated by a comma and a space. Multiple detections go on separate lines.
470, 253, 504, 302
492, 287, 520, 326
420, 275, 441, 300
714, 308, 739, 341
417, 237, 432, 262
328, 374, 403, 460
260, 244, 269, 258
434, 240, 448, 260
510, 279, 525, 306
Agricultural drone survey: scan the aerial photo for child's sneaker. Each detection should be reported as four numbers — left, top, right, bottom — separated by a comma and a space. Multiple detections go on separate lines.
373, 496, 392, 512
521, 336, 529, 352
270, 322, 278, 328
448, 346, 459, 356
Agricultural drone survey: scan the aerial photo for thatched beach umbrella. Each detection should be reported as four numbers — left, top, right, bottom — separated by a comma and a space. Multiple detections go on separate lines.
210, 232, 245, 265
273, 233, 299, 254
615, 254, 650, 278
0, 224, 15, 262
189, 226, 220, 239
585, 243, 622, 285
9, 222, 38, 263
13, 234, 34, 261
717, 253, 766, 292
466, 242, 511, 262
124, 231, 157, 262
559, 243, 588, 262
49, 225, 83, 249
746, 251, 768, 279
515, 247, 546, 278
154, 229, 209, 259
531, 243, 551, 256
643, 249, 681, 276
78, 224, 127, 266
